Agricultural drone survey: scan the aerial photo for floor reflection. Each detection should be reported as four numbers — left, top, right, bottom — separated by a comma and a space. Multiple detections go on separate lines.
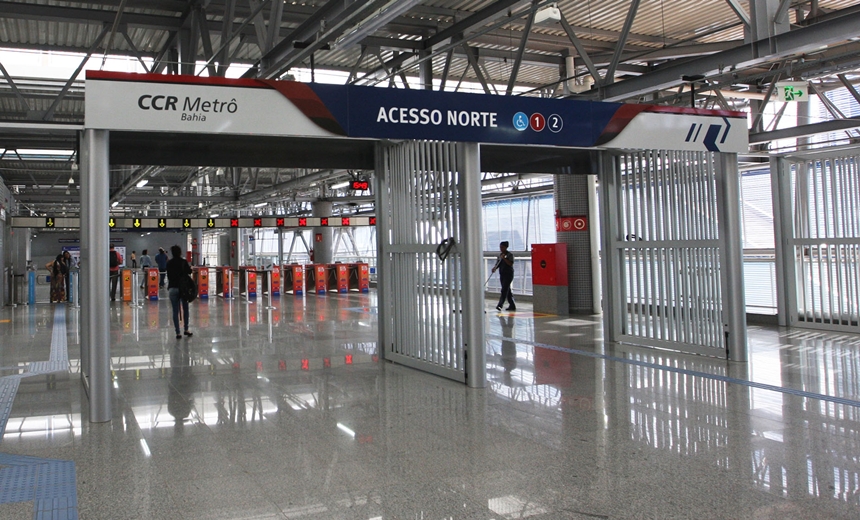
2, 296, 860, 518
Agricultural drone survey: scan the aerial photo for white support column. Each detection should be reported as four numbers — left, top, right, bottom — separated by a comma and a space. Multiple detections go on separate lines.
79, 142, 90, 374
715, 152, 748, 361
588, 174, 602, 314
770, 156, 794, 326
374, 144, 391, 361
598, 152, 623, 343
81, 128, 112, 422
459, 142, 486, 388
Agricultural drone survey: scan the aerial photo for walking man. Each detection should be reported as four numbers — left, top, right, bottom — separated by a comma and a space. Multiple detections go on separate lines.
492, 241, 516, 312
155, 247, 168, 288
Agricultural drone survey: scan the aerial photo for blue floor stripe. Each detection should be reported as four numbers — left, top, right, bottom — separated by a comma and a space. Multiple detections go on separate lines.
488, 334, 860, 409
0, 306, 78, 519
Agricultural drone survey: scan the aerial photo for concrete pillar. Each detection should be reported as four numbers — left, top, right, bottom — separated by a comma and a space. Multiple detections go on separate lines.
312, 200, 333, 264
554, 174, 595, 314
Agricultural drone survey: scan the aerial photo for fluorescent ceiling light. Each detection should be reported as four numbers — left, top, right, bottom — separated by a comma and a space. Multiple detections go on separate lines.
111, 201, 119, 207
254, 202, 267, 208
136, 179, 148, 188
330, 181, 350, 190
336, 422, 356, 438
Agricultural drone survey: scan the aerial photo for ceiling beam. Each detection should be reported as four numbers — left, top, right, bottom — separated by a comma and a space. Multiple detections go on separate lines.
423, 0, 528, 50
749, 115, 860, 143
599, 8, 860, 101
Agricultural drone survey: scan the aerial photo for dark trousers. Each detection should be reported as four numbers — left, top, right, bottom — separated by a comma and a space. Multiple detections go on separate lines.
110, 271, 119, 300
169, 288, 190, 334
497, 272, 515, 309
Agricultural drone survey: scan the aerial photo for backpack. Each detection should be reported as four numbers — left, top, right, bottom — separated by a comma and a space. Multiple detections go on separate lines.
180, 274, 198, 302
109, 250, 119, 268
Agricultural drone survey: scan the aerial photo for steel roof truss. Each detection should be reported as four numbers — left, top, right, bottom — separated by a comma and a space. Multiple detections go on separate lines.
837, 74, 860, 105
599, 9, 860, 101
196, 6, 219, 77
0, 62, 31, 112
119, 29, 152, 73
750, 64, 783, 133
44, 26, 109, 121
347, 45, 370, 83
767, 101, 788, 132
265, 0, 285, 53
558, 13, 600, 85
100, 0, 129, 70
604, 0, 641, 86
439, 45, 455, 92
725, 0, 752, 28
811, 82, 860, 139
247, 0, 269, 54
506, 0, 538, 96
462, 45, 491, 94
218, 0, 237, 76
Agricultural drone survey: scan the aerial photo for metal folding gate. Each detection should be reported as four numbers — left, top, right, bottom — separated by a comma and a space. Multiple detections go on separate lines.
599, 150, 747, 359
375, 141, 485, 386
773, 150, 860, 333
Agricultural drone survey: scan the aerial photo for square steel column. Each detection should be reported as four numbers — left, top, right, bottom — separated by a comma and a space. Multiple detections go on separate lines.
374, 146, 391, 362
770, 155, 795, 327
458, 142, 485, 388
715, 152, 748, 361
81, 128, 112, 422
597, 152, 623, 343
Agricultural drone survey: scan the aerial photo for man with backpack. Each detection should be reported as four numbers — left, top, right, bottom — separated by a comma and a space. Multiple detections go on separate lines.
139, 249, 153, 288
109, 244, 122, 301
167, 245, 194, 339
155, 247, 168, 288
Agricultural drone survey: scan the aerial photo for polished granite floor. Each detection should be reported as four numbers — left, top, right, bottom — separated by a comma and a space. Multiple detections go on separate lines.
2, 291, 860, 519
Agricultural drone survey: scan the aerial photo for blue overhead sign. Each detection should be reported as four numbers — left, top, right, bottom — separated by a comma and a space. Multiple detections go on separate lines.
86, 72, 749, 153
311, 84, 622, 147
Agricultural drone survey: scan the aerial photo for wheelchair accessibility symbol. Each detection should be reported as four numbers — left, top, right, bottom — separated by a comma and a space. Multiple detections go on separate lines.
513, 112, 529, 131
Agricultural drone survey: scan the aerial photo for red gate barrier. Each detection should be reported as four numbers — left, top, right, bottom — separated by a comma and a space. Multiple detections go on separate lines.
282, 264, 304, 295
146, 268, 159, 300
306, 264, 328, 294
193, 267, 209, 299
350, 263, 370, 292
271, 265, 280, 296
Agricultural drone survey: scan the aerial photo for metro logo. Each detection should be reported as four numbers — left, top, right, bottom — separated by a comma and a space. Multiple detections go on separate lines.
138, 95, 178, 110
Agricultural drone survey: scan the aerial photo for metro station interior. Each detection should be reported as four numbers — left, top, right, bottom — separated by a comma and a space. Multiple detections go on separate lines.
2, 1, 860, 519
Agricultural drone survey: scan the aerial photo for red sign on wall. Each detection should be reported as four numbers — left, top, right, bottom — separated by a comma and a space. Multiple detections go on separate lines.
556, 216, 588, 232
